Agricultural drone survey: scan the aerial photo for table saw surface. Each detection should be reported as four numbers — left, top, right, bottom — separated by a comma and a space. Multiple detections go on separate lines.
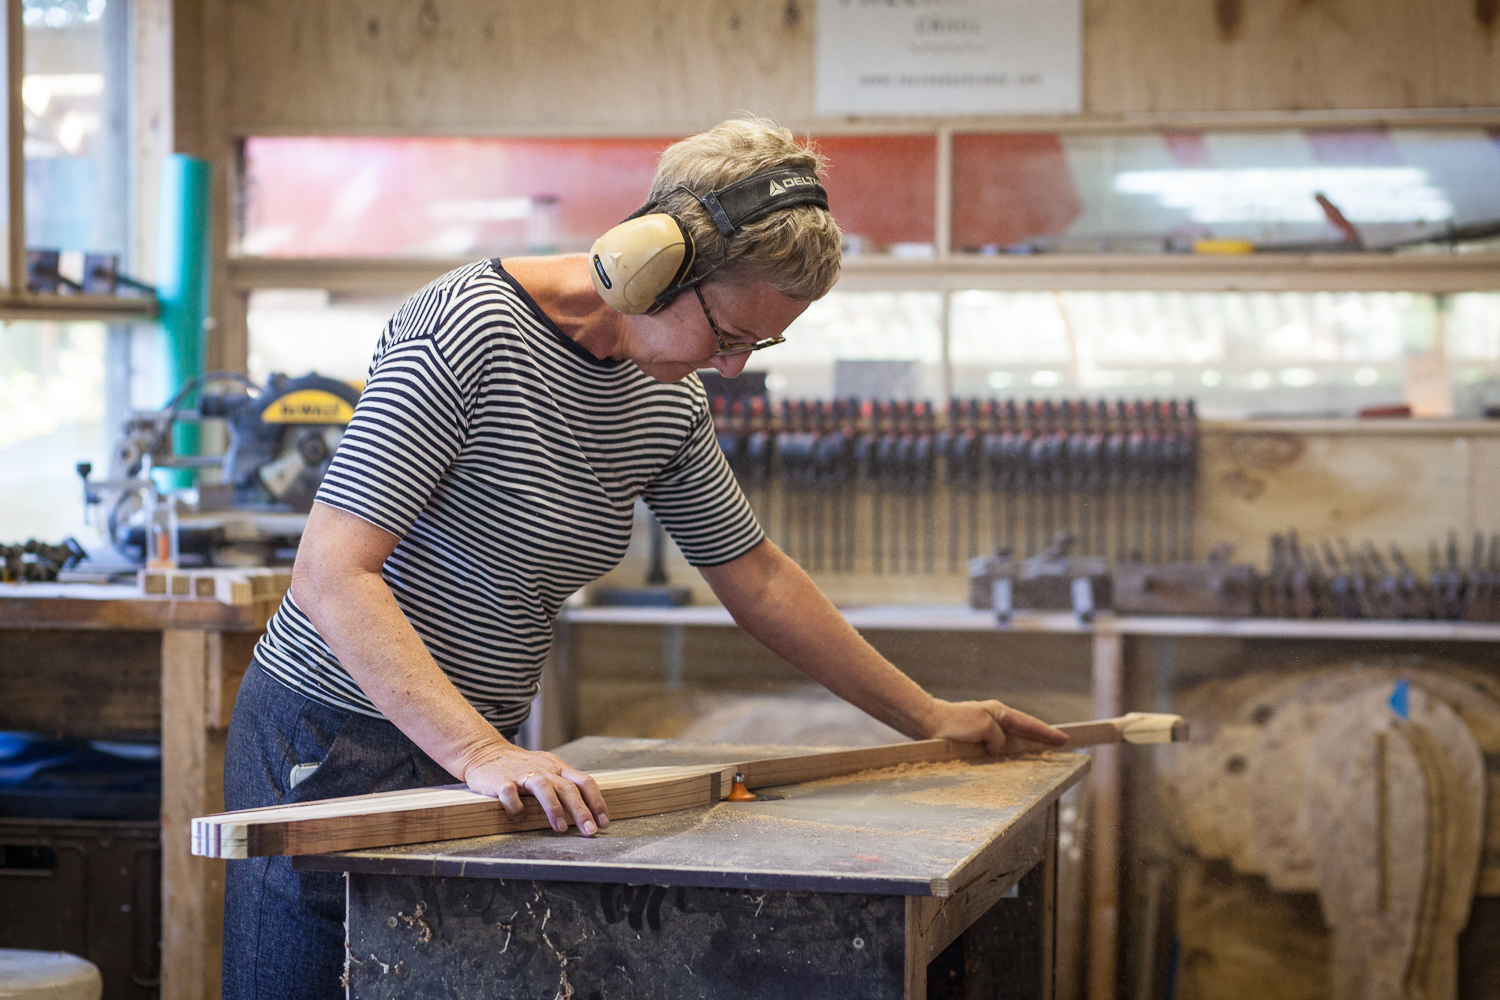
296, 736, 1090, 897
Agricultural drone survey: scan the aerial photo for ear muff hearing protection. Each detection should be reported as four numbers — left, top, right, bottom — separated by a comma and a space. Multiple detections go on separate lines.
589, 165, 830, 315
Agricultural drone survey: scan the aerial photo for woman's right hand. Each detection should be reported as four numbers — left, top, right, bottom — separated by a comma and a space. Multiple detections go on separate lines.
462, 744, 608, 837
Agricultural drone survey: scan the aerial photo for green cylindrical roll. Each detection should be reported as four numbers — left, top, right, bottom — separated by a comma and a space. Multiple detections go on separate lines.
155, 154, 212, 487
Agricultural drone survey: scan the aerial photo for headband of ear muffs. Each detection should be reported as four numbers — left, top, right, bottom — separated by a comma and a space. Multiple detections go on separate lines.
589, 165, 830, 315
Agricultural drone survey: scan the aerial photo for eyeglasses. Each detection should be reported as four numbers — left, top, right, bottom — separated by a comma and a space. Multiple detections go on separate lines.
693, 285, 785, 357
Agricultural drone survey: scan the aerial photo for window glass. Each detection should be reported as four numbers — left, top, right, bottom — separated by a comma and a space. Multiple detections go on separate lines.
1447, 292, 1500, 414
948, 291, 1491, 417
240, 137, 671, 258
239, 135, 934, 259
747, 291, 944, 400
24, 0, 128, 258
952, 128, 1500, 254
247, 287, 946, 403
814, 135, 936, 256
0, 320, 107, 541
246, 290, 400, 387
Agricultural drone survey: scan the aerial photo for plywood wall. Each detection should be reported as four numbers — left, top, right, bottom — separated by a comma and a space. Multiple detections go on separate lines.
219, 0, 1500, 136
1197, 422, 1500, 568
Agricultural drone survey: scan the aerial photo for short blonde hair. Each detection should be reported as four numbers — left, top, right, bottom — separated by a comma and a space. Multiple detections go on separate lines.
649, 117, 842, 301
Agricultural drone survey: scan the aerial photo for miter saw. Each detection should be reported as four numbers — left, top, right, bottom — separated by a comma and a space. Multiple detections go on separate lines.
78, 372, 359, 566
199, 372, 359, 512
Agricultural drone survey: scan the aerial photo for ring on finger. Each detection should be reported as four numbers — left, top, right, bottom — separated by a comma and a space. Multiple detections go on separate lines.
518, 772, 540, 783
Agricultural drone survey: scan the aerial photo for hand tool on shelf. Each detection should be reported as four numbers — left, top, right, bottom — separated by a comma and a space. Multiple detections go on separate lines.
748, 397, 776, 525
889, 400, 914, 574
913, 401, 937, 573
1301, 542, 1331, 617
1125, 401, 1151, 563
851, 399, 877, 573
1388, 544, 1431, 619
1089, 400, 1111, 558
813, 399, 857, 572
983, 400, 1020, 558
1142, 400, 1166, 564
1111, 542, 1257, 617
1107, 401, 1129, 564
1432, 533, 1465, 620
1287, 531, 1316, 618
969, 530, 1111, 618
1161, 401, 1183, 561
944, 399, 982, 572
1461, 532, 1489, 622
1338, 537, 1380, 618
1019, 400, 1043, 557
1320, 541, 1358, 618
1066, 402, 1094, 556
871, 401, 899, 573
1266, 530, 1290, 617
1036, 400, 1061, 547
1362, 542, 1406, 619
775, 400, 813, 564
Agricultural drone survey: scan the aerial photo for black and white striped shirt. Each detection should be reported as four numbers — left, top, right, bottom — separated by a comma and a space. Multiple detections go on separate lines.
254, 260, 764, 732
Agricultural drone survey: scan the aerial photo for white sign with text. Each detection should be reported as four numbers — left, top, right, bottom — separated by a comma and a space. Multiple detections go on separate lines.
816, 0, 1082, 115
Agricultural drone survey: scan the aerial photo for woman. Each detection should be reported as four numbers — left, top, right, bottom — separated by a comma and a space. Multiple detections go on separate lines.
222, 117, 1065, 1000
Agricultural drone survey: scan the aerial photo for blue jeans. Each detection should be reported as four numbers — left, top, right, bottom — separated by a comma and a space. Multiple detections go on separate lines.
222, 660, 515, 1000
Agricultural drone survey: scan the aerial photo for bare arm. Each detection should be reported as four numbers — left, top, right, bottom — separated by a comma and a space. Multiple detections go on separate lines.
699, 538, 1066, 754
288, 501, 606, 834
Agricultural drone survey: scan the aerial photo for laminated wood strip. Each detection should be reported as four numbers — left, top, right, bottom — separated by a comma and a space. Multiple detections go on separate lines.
194, 764, 737, 860
739, 715, 1182, 790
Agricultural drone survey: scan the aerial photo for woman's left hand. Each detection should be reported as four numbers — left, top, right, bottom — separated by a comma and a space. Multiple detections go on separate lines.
923, 698, 1068, 756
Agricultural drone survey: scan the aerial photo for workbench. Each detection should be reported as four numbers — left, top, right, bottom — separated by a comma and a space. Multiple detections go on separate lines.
8, 583, 1500, 1000
550, 605, 1500, 1000
296, 735, 1089, 1000
0, 583, 272, 1000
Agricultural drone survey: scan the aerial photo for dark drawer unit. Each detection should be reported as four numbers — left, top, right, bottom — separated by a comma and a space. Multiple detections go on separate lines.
0, 818, 161, 1000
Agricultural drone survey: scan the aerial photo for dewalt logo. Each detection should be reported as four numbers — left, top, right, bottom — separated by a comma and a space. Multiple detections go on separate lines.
261, 389, 356, 424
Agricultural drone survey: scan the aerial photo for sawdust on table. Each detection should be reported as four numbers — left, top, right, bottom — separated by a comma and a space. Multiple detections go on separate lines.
798, 758, 982, 788
901, 778, 1027, 809
796, 753, 1066, 810
692, 806, 988, 845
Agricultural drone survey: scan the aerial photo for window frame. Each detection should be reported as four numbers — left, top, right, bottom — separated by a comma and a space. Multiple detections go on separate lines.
0, 0, 157, 323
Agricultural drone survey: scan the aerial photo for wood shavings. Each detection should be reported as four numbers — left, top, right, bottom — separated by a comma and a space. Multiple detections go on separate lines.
393, 900, 433, 944
798, 758, 981, 787
796, 752, 1066, 790
901, 779, 1026, 810
695, 804, 989, 846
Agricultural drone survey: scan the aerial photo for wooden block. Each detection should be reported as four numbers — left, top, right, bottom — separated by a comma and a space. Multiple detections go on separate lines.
169, 572, 192, 597
192, 574, 217, 598
139, 570, 167, 595
213, 575, 255, 607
